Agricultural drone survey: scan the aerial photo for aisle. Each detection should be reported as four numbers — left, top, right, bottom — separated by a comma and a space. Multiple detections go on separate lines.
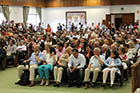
0, 68, 132, 93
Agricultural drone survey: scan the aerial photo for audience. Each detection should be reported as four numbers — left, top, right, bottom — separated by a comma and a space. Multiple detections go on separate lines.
0, 20, 140, 89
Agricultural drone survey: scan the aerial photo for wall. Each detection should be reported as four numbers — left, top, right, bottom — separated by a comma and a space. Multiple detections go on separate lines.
43, 6, 110, 32
110, 5, 137, 21
0, 5, 140, 32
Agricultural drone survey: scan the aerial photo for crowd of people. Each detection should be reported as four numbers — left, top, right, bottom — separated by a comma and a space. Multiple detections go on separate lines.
0, 20, 140, 89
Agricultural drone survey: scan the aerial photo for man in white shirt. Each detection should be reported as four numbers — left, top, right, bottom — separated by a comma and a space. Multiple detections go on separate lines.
91, 22, 95, 31
17, 40, 27, 52
83, 21, 88, 31
77, 22, 82, 31
67, 48, 86, 88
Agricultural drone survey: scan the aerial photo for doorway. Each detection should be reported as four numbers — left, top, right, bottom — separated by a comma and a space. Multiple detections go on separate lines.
115, 18, 122, 30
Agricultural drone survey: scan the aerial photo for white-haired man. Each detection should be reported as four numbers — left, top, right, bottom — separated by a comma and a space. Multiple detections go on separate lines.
84, 47, 104, 89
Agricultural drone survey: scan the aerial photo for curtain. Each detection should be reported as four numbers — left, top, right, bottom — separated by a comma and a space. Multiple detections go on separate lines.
36, 7, 42, 23
23, 6, 29, 26
1, 5, 10, 21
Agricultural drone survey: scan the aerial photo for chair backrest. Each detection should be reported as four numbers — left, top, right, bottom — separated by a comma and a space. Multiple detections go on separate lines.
131, 61, 140, 93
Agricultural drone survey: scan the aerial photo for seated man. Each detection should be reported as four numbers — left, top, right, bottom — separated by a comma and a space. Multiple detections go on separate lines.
67, 48, 86, 88
6, 39, 17, 65
84, 48, 104, 89
0, 46, 6, 70
17, 40, 27, 52
15, 46, 45, 87
17, 40, 27, 65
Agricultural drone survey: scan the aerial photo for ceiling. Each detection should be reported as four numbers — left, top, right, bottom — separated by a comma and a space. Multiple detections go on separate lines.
0, 0, 140, 8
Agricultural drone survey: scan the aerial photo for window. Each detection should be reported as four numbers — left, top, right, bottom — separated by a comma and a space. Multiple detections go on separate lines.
0, 13, 6, 24
27, 8, 40, 26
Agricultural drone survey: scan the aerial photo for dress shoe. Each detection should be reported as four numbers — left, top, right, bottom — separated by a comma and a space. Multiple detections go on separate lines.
91, 82, 96, 88
102, 83, 107, 88
84, 83, 89, 89
77, 83, 81, 88
68, 83, 73, 87
15, 80, 21, 85
29, 83, 35, 87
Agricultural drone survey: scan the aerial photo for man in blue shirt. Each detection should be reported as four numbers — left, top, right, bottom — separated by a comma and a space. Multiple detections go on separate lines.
16, 46, 45, 87
84, 48, 104, 89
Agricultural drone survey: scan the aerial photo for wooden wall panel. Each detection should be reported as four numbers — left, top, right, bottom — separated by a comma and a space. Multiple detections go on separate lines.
0, 0, 111, 8
111, 0, 140, 5
0, 0, 140, 8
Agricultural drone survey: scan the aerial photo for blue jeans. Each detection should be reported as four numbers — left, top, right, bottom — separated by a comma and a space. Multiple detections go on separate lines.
38, 64, 53, 80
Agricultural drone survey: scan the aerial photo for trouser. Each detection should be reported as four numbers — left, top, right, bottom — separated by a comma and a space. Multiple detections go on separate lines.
84, 67, 101, 83
103, 68, 117, 85
17, 64, 38, 81
67, 68, 83, 85
54, 66, 65, 83
38, 64, 53, 80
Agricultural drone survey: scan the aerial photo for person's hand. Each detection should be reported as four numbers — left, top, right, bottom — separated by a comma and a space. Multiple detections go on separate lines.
60, 63, 64, 66
24, 60, 28, 63
70, 68, 73, 73
35, 51, 39, 56
43, 62, 47, 65
109, 65, 114, 68
52, 52, 54, 56
73, 67, 77, 71
88, 66, 90, 70
95, 55, 99, 59
94, 55, 98, 57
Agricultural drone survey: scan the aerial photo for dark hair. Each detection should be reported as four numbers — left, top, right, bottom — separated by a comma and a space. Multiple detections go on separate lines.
57, 42, 64, 47
72, 48, 78, 53
86, 44, 92, 49
120, 47, 126, 54
9, 39, 15, 44
50, 47, 56, 55
111, 49, 119, 59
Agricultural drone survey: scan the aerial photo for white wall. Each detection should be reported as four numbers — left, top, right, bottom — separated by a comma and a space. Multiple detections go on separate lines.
110, 5, 138, 21
43, 6, 110, 32
1, 5, 140, 32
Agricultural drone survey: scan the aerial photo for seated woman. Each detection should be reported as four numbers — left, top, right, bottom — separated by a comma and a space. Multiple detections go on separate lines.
126, 41, 136, 61
118, 46, 128, 70
53, 47, 72, 87
42, 43, 51, 55
103, 49, 122, 87
38, 47, 57, 86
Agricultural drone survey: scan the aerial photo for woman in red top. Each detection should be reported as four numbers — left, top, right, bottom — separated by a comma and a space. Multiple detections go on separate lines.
46, 24, 52, 33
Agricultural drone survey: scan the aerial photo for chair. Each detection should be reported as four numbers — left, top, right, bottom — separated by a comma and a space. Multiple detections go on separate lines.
90, 65, 123, 87
0, 55, 6, 70
15, 51, 27, 66
131, 61, 140, 93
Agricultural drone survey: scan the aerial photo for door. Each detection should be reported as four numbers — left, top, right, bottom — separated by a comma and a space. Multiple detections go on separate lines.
105, 14, 111, 29
115, 18, 122, 30
122, 13, 134, 25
